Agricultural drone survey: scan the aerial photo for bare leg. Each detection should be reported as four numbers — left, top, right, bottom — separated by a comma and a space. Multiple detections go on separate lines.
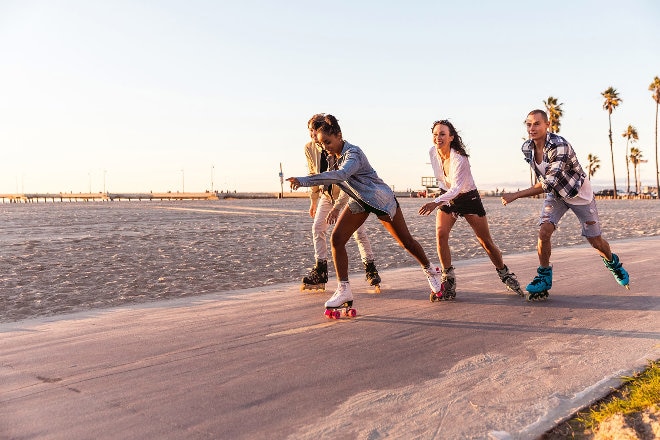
435, 210, 457, 269
538, 222, 555, 267
330, 209, 369, 281
586, 235, 612, 260
464, 214, 505, 269
378, 206, 430, 267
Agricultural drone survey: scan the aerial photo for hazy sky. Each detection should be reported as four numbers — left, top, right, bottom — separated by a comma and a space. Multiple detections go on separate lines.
1, 0, 659, 194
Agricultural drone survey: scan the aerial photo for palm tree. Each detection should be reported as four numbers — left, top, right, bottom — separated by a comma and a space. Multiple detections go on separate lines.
602, 87, 622, 197
629, 147, 643, 194
621, 125, 639, 193
650, 76, 660, 198
543, 96, 564, 133
587, 154, 601, 180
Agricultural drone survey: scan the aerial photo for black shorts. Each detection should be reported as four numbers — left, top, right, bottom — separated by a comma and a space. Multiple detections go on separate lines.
357, 198, 399, 218
439, 189, 486, 217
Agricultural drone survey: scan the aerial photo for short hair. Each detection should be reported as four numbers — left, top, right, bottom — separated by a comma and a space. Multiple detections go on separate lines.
311, 114, 342, 136
527, 109, 549, 122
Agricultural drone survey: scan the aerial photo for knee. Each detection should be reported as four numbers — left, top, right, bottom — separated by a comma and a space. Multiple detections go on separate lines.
538, 223, 554, 241
436, 228, 450, 243
330, 230, 350, 248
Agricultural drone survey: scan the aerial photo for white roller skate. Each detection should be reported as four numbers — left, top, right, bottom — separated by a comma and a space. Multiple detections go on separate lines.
424, 265, 448, 302
324, 282, 356, 319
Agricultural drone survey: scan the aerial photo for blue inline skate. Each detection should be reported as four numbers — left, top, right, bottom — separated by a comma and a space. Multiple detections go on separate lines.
603, 253, 630, 289
525, 266, 552, 301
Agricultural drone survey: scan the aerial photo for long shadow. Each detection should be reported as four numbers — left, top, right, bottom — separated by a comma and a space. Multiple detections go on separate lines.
377, 287, 659, 312
358, 315, 660, 340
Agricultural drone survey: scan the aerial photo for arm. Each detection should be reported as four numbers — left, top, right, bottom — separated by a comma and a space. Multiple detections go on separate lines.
304, 143, 321, 206
326, 190, 349, 224
419, 152, 471, 215
501, 182, 544, 205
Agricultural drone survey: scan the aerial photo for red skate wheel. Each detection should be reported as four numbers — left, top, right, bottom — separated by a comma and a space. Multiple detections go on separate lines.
333, 310, 341, 319
348, 308, 357, 317
324, 309, 332, 318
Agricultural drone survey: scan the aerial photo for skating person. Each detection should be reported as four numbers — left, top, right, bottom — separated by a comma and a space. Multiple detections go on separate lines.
418, 120, 523, 301
287, 114, 443, 314
301, 114, 381, 292
501, 109, 630, 300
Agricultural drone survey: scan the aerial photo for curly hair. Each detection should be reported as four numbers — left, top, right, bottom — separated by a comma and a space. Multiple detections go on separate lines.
307, 113, 326, 129
311, 114, 342, 136
432, 119, 469, 157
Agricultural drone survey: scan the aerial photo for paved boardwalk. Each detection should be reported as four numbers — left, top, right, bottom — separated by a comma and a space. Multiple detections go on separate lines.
2, 237, 659, 439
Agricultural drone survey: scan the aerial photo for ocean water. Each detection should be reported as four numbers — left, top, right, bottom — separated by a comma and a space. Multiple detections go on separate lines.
1, 197, 658, 322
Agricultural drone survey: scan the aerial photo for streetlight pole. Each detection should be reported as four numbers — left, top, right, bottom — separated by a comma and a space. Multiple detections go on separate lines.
181, 169, 185, 193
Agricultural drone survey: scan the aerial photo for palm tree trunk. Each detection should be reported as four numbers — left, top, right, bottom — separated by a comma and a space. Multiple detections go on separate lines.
608, 114, 618, 198
655, 102, 659, 199
625, 139, 630, 193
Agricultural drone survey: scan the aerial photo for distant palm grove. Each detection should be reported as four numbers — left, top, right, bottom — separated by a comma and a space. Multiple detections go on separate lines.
541, 76, 660, 199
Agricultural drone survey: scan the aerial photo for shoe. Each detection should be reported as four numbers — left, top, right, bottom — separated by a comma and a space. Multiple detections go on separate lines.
325, 282, 353, 308
603, 253, 630, 288
497, 264, 523, 296
526, 266, 552, 293
424, 266, 443, 294
363, 260, 381, 286
439, 266, 456, 299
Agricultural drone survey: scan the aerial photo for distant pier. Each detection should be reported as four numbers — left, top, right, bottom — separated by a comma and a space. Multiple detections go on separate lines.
0, 192, 220, 203
0, 191, 311, 203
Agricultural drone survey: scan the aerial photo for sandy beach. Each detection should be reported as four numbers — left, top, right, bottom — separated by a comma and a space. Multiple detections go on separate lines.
1, 197, 659, 323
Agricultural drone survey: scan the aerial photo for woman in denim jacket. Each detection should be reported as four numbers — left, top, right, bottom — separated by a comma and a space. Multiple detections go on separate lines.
287, 114, 443, 312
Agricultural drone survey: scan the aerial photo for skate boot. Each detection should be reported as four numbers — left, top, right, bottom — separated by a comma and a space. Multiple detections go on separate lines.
497, 264, 523, 296
363, 260, 382, 293
324, 281, 356, 319
427, 265, 455, 302
439, 266, 456, 301
525, 266, 552, 301
300, 260, 328, 292
603, 253, 630, 289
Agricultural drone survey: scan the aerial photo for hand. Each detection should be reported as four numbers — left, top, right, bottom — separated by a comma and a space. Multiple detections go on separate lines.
326, 208, 339, 225
286, 177, 301, 191
418, 201, 439, 216
501, 193, 515, 206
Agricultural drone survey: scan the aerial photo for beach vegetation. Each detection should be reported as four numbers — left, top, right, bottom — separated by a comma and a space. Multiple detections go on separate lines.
543, 359, 660, 438
649, 76, 660, 199
544, 96, 564, 133
602, 86, 622, 198
587, 154, 600, 180
621, 125, 639, 194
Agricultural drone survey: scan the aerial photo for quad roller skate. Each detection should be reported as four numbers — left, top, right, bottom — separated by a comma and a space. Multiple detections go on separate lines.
426, 265, 452, 302
603, 253, 630, 290
497, 264, 524, 296
525, 266, 552, 301
300, 259, 328, 292
324, 282, 357, 319
364, 260, 382, 293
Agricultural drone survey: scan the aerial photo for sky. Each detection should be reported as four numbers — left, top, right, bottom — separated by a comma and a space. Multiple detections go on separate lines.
1, 0, 659, 195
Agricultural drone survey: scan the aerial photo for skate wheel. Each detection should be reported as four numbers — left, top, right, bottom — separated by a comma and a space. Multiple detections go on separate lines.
373, 285, 381, 294
324, 309, 332, 318
348, 308, 357, 318
333, 310, 341, 319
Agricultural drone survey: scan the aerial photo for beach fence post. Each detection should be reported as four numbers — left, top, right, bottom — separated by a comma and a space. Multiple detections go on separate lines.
279, 163, 284, 199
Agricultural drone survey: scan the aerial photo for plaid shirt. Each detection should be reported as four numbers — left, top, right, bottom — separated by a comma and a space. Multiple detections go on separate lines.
522, 132, 586, 199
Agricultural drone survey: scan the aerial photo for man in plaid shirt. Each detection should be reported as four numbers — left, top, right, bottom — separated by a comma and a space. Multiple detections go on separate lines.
500, 109, 629, 300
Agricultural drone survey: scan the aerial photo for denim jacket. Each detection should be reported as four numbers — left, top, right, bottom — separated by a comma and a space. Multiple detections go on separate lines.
297, 141, 397, 219
522, 132, 586, 199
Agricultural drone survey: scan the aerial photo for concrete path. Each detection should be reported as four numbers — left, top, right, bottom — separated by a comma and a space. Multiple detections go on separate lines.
2, 237, 659, 439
